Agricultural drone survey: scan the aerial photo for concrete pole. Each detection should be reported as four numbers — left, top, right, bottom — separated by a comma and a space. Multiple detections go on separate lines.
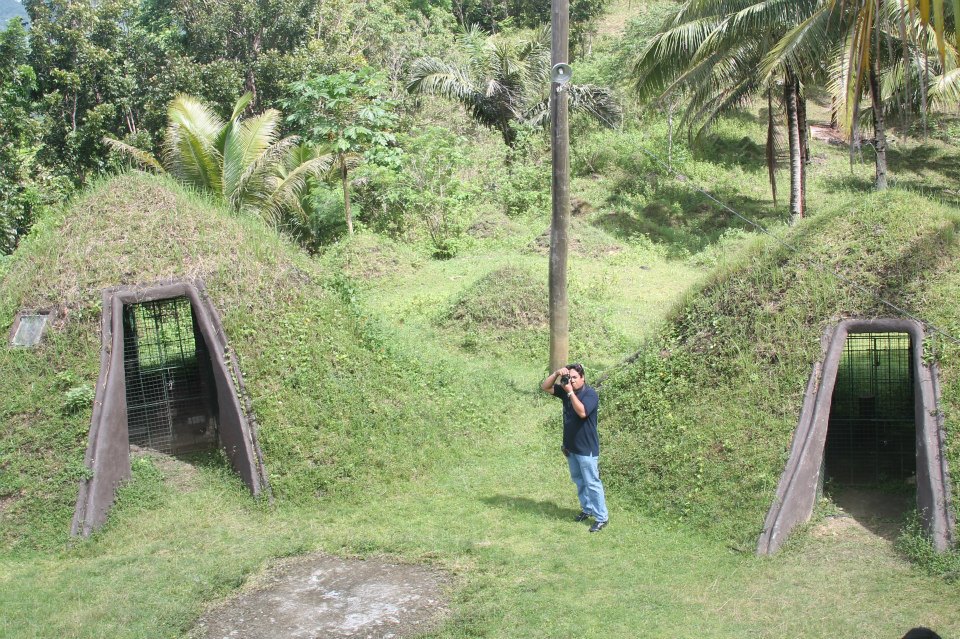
549, 0, 570, 372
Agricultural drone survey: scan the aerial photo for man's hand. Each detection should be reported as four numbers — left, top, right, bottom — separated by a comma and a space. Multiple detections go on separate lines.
542, 367, 569, 394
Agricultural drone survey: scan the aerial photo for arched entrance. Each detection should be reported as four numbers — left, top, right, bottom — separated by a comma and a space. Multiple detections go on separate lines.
757, 319, 954, 555
71, 282, 270, 536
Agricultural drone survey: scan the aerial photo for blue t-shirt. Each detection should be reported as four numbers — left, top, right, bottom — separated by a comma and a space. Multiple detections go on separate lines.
554, 383, 600, 456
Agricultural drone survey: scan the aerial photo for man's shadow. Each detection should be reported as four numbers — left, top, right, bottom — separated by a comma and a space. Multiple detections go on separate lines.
481, 495, 574, 521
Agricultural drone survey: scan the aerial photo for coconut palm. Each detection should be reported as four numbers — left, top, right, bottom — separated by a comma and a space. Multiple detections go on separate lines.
764, 0, 958, 190
632, 0, 821, 223
105, 92, 332, 225
407, 26, 622, 149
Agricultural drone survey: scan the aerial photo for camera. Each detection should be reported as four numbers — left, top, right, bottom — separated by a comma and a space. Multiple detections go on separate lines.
559, 374, 570, 386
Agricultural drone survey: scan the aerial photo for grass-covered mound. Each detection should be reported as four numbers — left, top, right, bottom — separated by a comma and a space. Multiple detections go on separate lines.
438, 263, 632, 361
0, 172, 486, 551
601, 190, 960, 549
446, 265, 548, 330
323, 231, 422, 281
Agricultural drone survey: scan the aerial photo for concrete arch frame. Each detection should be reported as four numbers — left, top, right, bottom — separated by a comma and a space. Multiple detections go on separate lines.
71, 281, 269, 536
757, 319, 955, 555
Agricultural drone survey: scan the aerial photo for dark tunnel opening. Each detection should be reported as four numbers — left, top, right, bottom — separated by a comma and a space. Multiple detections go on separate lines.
122, 297, 220, 455
824, 332, 916, 487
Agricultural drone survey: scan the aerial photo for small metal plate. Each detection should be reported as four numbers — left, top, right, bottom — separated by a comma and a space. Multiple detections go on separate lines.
10, 314, 49, 347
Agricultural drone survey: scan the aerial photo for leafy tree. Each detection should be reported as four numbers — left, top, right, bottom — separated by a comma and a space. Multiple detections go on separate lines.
25, 0, 154, 180
408, 26, 621, 149
105, 93, 331, 223
284, 67, 401, 235
0, 18, 55, 254
450, 0, 608, 53
159, 0, 317, 108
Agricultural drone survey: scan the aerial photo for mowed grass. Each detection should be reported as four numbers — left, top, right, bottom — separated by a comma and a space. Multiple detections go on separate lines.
2, 380, 957, 638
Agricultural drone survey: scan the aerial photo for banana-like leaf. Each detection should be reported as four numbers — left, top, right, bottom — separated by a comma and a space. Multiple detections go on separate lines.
103, 138, 164, 173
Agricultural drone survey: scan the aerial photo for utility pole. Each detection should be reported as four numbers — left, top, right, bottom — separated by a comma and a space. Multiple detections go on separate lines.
548, 0, 570, 372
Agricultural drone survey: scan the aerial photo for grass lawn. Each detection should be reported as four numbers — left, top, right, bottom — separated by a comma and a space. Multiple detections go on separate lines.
2, 371, 957, 638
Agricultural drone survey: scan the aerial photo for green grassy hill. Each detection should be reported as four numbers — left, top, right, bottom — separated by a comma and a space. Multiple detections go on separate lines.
0, 172, 490, 550
3, 159, 960, 639
601, 189, 960, 548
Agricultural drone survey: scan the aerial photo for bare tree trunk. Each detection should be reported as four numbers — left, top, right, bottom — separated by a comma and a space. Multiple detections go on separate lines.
244, 32, 262, 109
785, 70, 803, 225
797, 87, 808, 215
549, 0, 570, 371
341, 157, 354, 234
869, 60, 888, 190
766, 88, 778, 208
667, 101, 673, 171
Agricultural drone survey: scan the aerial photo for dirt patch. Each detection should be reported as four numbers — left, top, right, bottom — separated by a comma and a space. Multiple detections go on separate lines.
130, 446, 202, 492
810, 124, 847, 146
192, 554, 448, 639
811, 487, 911, 543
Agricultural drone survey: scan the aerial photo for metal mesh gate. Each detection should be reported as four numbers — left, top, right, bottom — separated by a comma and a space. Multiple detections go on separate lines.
825, 332, 915, 485
123, 297, 217, 455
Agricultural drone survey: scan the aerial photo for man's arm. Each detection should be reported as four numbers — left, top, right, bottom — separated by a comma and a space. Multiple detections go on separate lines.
576, 387, 597, 420
541, 367, 569, 395
569, 389, 587, 418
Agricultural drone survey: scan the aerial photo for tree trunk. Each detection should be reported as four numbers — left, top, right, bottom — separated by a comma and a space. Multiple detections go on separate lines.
549, 0, 570, 371
797, 87, 808, 215
341, 157, 354, 234
667, 101, 673, 171
869, 59, 888, 190
784, 70, 803, 225
765, 88, 777, 208
244, 32, 262, 110
244, 67, 257, 109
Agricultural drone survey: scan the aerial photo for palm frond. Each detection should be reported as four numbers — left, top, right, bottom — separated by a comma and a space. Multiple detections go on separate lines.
407, 57, 477, 102
102, 137, 164, 173
262, 149, 335, 225
163, 94, 224, 193
223, 109, 282, 206
566, 85, 623, 129
930, 66, 960, 103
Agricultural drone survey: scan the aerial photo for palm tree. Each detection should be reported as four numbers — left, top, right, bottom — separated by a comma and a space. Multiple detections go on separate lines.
764, 0, 958, 190
632, 0, 820, 223
105, 93, 332, 224
407, 26, 622, 149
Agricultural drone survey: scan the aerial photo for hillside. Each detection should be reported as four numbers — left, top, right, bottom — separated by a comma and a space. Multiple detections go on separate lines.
2, 165, 960, 639
0, 172, 488, 550
601, 189, 960, 548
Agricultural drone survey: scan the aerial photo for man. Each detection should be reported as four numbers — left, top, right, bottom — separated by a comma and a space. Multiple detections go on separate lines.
541, 362, 608, 532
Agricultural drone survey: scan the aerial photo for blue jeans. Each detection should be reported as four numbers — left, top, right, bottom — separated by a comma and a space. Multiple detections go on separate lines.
567, 453, 608, 522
